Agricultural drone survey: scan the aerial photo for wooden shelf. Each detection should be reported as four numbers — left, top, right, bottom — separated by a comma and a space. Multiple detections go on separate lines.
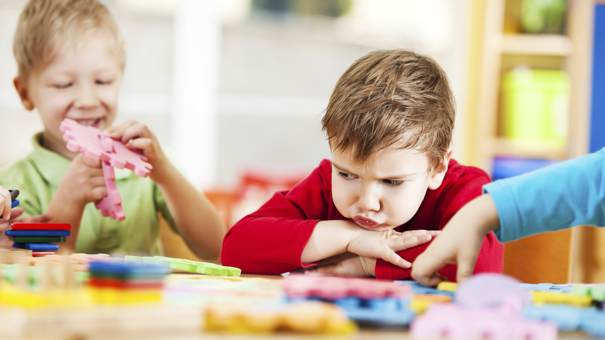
492, 138, 567, 159
500, 34, 573, 56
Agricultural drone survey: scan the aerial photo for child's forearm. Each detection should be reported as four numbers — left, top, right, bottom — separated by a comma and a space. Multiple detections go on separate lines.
301, 220, 362, 263
153, 161, 226, 261
46, 189, 85, 252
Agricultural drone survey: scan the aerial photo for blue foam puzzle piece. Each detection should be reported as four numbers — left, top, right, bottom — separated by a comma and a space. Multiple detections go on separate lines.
89, 260, 169, 278
6, 230, 70, 237
12, 243, 59, 251
523, 304, 605, 335
11, 200, 19, 208
579, 309, 605, 338
394, 281, 455, 297
520, 283, 572, 294
288, 296, 415, 327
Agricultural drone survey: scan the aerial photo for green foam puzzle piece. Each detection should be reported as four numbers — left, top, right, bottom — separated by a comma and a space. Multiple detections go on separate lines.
572, 285, 605, 301
124, 255, 241, 277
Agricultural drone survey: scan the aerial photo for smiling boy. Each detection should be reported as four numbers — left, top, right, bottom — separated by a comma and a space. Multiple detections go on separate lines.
222, 50, 504, 280
1, 0, 225, 257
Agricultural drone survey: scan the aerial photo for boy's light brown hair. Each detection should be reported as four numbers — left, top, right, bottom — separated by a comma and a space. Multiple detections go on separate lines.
322, 49, 455, 172
13, 0, 125, 82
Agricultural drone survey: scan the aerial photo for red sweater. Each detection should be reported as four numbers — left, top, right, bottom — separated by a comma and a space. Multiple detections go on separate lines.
222, 159, 504, 281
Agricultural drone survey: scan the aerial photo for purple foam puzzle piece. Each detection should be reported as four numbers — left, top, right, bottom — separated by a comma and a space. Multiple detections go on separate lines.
283, 274, 411, 300
95, 161, 125, 221
455, 273, 532, 309
411, 299, 557, 340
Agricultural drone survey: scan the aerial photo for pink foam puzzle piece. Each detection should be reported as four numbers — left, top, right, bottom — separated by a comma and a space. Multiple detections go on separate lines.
283, 274, 411, 300
108, 138, 151, 177
456, 273, 532, 309
411, 299, 557, 340
60, 118, 151, 177
95, 161, 125, 221
60, 119, 106, 161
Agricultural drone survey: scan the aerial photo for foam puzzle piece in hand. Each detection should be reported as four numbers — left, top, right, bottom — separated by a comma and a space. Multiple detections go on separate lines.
283, 274, 411, 300
60, 119, 152, 177
95, 161, 125, 221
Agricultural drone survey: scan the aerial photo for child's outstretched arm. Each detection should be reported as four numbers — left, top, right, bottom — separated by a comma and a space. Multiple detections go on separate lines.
412, 148, 605, 286
105, 120, 225, 260
411, 194, 499, 285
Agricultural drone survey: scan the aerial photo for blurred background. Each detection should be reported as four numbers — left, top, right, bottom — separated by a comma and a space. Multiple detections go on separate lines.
0, 0, 604, 284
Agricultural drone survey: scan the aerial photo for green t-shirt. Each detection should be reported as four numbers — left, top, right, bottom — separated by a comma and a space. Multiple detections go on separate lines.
0, 133, 176, 255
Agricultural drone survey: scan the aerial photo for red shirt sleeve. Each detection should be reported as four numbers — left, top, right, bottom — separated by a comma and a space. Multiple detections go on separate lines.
221, 159, 345, 274
375, 162, 504, 281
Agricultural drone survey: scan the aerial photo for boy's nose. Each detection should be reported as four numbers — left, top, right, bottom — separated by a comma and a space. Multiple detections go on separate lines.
357, 184, 381, 212
74, 85, 100, 109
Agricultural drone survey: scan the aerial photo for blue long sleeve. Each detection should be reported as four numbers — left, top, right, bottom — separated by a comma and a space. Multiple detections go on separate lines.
483, 148, 605, 243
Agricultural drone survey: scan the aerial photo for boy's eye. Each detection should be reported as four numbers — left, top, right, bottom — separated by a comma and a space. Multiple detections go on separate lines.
54, 83, 72, 89
338, 171, 356, 180
383, 179, 404, 187
96, 80, 112, 85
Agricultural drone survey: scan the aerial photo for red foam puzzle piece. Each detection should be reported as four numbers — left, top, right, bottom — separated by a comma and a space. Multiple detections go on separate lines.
32, 251, 56, 257
11, 223, 71, 230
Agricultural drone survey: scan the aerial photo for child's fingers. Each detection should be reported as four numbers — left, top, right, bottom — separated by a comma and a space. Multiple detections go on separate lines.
105, 119, 137, 139
120, 121, 149, 143
90, 186, 108, 202
0, 187, 11, 220
381, 249, 411, 268
9, 208, 25, 220
401, 229, 441, 237
21, 213, 52, 224
456, 251, 479, 283
80, 155, 103, 169
411, 252, 448, 286
125, 137, 153, 151
389, 233, 433, 252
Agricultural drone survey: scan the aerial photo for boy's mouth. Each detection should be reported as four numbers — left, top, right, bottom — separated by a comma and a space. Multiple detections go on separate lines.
75, 118, 102, 128
353, 216, 379, 229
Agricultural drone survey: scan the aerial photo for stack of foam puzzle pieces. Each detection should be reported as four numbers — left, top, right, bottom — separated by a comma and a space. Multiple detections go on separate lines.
6, 223, 71, 255
87, 260, 170, 304
60, 118, 152, 221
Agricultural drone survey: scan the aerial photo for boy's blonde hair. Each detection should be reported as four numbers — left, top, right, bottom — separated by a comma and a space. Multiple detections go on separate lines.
322, 49, 455, 172
13, 0, 125, 82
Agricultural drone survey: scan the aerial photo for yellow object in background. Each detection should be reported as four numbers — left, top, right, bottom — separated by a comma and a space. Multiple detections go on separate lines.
410, 294, 452, 314
436, 282, 458, 292
532, 291, 592, 307
502, 68, 570, 143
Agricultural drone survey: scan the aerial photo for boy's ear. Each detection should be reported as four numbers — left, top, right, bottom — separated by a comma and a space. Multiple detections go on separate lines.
427, 149, 453, 190
13, 77, 35, 111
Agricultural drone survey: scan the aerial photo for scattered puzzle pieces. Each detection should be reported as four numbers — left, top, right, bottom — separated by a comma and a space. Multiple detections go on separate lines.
283, 275, 411, 300
412, 299, 557, 340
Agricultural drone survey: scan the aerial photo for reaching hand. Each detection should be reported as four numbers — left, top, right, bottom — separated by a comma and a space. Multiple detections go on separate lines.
411, 194, 500, 286
58, 153, 107, 206
0, 208, 53, 247
104, 119, 168, 182
347, 228, 440, 269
